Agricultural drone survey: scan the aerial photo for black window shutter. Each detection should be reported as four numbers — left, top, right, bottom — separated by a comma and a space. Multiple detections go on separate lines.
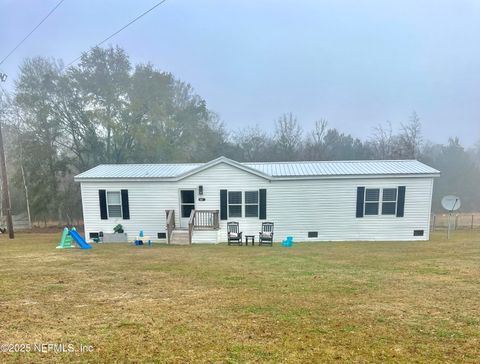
397, 186, 406, 217
121, 189, 130, 220
99, 190, 108, 220
220, 190, 227, 220
259, 189, 267, 220
356, 187, 365, 218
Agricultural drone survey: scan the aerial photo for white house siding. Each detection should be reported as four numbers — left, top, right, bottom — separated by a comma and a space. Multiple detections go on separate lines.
266, 177, 433, 241
80, 181, 175, 243
80, 162, 434, 243
190, 230, 220, 244
80, 163, 269, 243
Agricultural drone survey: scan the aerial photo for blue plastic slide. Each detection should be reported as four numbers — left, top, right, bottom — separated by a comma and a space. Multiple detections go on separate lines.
69, 230, 92, 250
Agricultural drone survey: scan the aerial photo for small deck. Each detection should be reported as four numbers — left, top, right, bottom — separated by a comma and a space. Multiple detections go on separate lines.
166, 209, 220, 244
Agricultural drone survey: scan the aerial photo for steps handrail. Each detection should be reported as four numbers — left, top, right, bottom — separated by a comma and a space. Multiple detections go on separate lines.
166, 209, 175, 244
188, 209, 195, 244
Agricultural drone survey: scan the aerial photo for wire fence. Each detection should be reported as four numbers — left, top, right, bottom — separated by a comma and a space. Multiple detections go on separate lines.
0, 213, 31, 230
431, 213, 480, 231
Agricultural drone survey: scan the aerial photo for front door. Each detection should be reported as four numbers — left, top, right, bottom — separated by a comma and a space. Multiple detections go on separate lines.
180, 189, 195, 228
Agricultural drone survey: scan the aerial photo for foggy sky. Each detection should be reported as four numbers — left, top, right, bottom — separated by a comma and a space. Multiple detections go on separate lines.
1, 0, 479, 146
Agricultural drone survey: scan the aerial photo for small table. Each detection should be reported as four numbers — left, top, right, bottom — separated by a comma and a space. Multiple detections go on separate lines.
245, 235, 255, 246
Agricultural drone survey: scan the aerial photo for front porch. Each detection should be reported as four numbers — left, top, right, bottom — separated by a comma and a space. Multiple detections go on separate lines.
166, 209, 220, 244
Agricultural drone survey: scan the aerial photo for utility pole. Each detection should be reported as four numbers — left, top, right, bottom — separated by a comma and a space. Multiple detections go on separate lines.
0, 72, 14, 238
0, 123, 14, 238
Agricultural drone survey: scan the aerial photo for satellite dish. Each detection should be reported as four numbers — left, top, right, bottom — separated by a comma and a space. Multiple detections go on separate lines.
441, 195, 461, 211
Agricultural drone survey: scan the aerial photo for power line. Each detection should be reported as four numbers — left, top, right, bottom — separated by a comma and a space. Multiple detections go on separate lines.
0, 0, 66, 66
64, 0, 168, 69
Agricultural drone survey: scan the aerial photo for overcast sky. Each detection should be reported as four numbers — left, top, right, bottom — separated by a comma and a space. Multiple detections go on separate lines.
1, 0, 479, 146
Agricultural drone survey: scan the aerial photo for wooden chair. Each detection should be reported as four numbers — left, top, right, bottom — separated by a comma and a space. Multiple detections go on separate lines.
259, 222, 274, 246
227, 222, 243, 245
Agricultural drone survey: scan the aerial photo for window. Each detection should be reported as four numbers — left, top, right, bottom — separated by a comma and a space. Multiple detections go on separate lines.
382, 188, 397, 215
245, 191, 259, 217
228, 191, 242, 217
157, 232, 167, 239
364, 188, 379, 215
308, 231, 318, 238
363, 187, 399, 216
107, 191, 122, 218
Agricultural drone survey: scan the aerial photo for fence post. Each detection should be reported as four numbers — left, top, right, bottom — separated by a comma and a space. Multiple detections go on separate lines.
472, 215, 474, 230
455, 215, 459, 230
432, 214, 436, 231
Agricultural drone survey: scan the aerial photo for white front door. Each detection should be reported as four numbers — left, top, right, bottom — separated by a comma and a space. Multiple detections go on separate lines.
179, 189, 195, 228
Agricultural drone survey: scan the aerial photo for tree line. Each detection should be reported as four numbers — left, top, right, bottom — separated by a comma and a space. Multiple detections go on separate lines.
0, 46, 478, 225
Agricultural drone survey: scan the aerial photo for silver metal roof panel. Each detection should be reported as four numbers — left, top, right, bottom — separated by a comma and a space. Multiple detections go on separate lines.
75, 158, 439, 180
75, 163, 202, 179
243, 160, 439, 177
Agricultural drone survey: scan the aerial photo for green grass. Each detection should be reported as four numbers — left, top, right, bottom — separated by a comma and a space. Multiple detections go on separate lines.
0, 231, 479, 363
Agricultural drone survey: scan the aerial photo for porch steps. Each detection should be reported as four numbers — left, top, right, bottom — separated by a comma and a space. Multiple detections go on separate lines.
170, 229, 190, 245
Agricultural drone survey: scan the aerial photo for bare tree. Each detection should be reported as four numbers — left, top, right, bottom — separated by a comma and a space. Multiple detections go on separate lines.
399, 111, 423, 158
304, 119, 328, 160
234, 125, 271, 162
311, 119, 328, 145
370, 121, 394, 159
274, 113, 303, 160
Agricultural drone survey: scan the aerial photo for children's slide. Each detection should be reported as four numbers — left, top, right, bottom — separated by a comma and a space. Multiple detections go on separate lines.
57, 227, 74, 249
69, 229, 92, 250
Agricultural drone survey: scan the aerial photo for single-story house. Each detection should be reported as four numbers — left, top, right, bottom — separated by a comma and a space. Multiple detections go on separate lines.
74, 156, 440, 244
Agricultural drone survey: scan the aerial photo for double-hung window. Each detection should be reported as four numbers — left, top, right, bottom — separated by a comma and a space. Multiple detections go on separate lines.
245, 191, 259, 217
364, 188, 398, 216
357, 186, 404, 218
107, 191, 122, 218
382, 188, 397, 215
364, 188, 380, 215
228, 191, 242, 218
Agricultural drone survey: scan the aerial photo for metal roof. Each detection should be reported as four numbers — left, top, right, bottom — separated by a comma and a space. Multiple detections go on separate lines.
243, 160, 439, 177
75, 163, 202, 179
75, 158, 439, 180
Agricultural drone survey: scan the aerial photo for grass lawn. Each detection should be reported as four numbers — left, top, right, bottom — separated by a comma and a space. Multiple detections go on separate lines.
0, 231, 479, 363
